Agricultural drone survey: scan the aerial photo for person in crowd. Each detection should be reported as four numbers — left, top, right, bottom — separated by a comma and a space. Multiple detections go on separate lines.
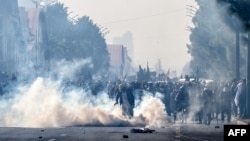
106, 81, 117, 100
170, 83, 179, 122
230, 78, 239, 117
175, 83, 190, 123
234, 78, 246, 118
219, 82, 232, 123
200, 82, 214, 125
114, 83, 135, 118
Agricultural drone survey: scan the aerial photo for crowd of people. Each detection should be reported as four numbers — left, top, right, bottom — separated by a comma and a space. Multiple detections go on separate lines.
0, 69, 248, 125
96, 75, 247, 125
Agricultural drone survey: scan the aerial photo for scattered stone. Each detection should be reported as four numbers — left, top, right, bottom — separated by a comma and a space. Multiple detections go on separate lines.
215, 125, 220, 128
38, 136, 43, 139
41, 129, 44, 132
123, 135, 129, 138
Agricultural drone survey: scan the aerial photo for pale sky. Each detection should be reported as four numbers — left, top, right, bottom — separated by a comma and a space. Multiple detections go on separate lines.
19, 0, 197, 75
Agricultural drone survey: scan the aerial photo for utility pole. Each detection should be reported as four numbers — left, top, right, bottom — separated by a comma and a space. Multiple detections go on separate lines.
247, 32, 250, 118
235, 29, 240, 80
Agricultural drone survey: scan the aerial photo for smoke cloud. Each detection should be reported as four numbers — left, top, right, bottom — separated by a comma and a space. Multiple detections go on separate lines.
0, 59, 170, 128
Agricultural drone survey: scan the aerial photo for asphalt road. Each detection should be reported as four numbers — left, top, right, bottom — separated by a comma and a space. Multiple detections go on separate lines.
0, 126, 177, 141
0, 119, 228, 141
178, 122, 224, 141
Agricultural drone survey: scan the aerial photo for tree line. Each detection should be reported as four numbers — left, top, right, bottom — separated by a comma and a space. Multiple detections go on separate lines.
45, 3, 110, 75
187, 0, 250, 81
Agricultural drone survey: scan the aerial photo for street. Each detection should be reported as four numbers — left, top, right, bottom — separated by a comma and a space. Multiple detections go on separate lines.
0, 119, 226, 141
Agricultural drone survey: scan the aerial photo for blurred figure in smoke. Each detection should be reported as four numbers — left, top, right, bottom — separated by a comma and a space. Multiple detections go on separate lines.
91, 79, 104, 95
106, 81, 117, 100
114, 83, 135, 118
230, 78, 238, 117
175, 83, 190, 123
170, 82, 179, 122
188, 79, 203, 123
219, 82, 232, 123
200, 82, 214, 125
234, 78, 246, 118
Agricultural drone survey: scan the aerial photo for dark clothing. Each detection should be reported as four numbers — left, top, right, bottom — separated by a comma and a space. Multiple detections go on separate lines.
201, 88, 214, 125
175, 86, 189, 108
115, 86, 135, 118
220, 86, 232, 122
115, 87, 134, 107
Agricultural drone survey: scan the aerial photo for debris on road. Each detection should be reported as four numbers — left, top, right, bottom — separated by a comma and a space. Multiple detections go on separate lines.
123, 135, 129, 138
130, 128, 155, 133
38, 136, 43, 139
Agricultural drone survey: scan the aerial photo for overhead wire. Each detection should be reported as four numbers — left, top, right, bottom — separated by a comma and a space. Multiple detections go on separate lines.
100, 9, 184, 25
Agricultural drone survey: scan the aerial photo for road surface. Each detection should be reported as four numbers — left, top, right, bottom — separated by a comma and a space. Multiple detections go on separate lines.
0, 119, 228, 141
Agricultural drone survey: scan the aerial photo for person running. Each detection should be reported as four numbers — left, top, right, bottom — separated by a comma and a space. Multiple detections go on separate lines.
114, 83, 135, 118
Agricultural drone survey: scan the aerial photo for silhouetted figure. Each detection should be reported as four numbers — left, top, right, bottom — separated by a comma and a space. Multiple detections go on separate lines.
200, 85, 214, 125
114, 83, 135, 118
220, 83, 231, 123
234, 78, 246, 118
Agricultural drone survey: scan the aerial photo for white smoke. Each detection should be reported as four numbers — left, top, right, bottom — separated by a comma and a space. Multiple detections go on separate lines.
133, 92, 170, 128
50, 58, 93, 81
0, 59, 170, 128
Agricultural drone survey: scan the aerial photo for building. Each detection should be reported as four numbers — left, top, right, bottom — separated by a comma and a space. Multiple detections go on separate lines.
19, 7, 49, 73
0, 0, 23, 73
0, 0, 49, 76
107, 44, 133, 79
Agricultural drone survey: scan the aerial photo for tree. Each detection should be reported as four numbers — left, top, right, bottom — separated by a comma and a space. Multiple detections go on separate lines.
216, 0, 250, 30
45, 3, 110, 74
220, 5, 243, 80
74, 16, 109, 73
45, 3, 72, 60
187, 0, 238, 81
216, 0, 250, 118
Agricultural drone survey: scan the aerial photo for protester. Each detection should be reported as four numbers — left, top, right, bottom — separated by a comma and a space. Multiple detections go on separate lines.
234, 78, 247, 118
114, 83, 135, 118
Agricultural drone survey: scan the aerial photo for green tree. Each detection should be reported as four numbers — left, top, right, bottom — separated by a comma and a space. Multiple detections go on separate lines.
45, 3, 109, 73
216, 0, 250, 118
187, 0, 239, 81
216, 0, 250, 30
74, 16, 110, 72
45, 3, 72, 60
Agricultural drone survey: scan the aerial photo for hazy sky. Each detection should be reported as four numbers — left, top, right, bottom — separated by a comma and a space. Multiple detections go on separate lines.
19, 0, 197, 75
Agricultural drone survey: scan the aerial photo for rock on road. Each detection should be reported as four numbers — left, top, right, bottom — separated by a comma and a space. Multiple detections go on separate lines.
0, 120, 227, 141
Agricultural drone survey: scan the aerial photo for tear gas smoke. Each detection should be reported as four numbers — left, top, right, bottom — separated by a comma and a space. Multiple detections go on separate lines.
134, 92, 170, 128
0, 59, 170, 128
188, 0, 247, 81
